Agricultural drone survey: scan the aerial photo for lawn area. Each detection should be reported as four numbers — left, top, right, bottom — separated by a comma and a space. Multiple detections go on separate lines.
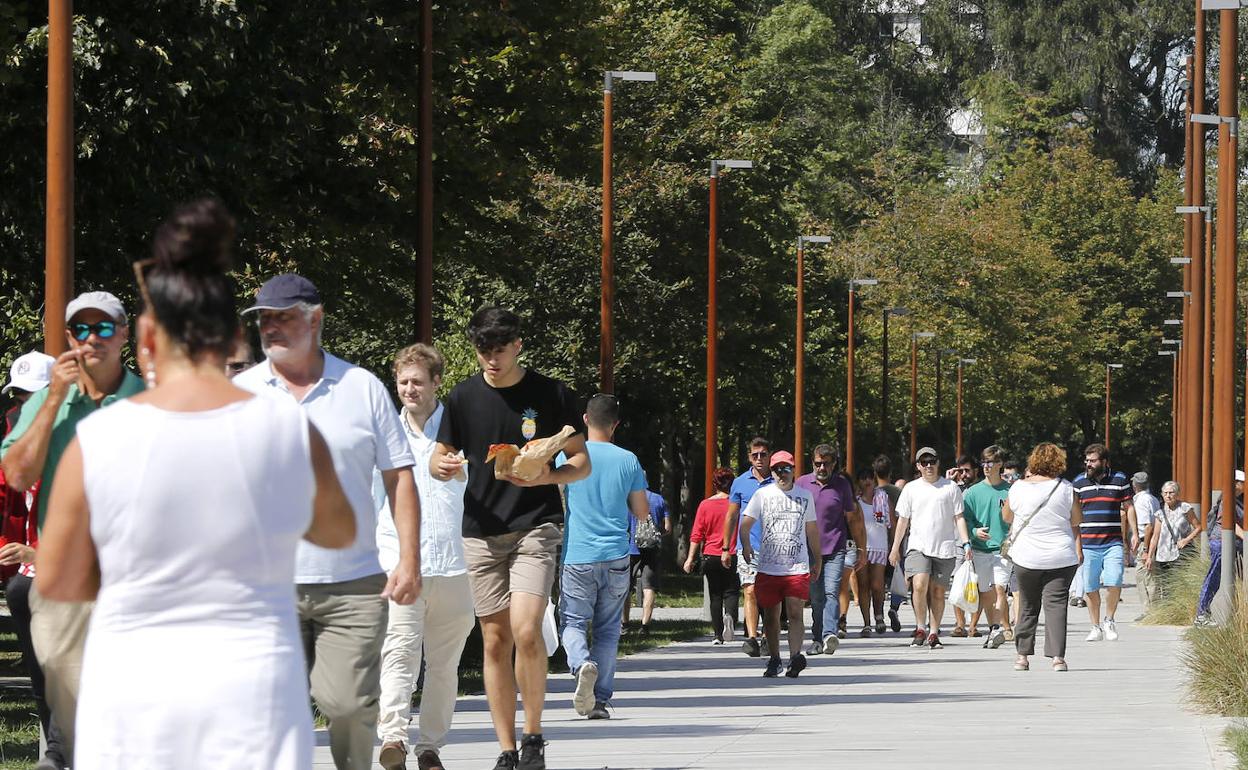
0, 631, 38, 770
652, 569, 705, 609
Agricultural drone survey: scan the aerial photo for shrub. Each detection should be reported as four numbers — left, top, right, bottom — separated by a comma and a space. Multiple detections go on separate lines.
1142, 553, 1209, 626
1183, 598, 1248, 717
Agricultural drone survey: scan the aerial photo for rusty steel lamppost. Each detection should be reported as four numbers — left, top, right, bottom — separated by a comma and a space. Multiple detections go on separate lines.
794, 234, 831, 475
704, 158, 753, 496
909, 331, 935, 471
45, 0, 74, 354
845, 277, 878, 475
1159, 349, 1179, 480
599, 69, 656, 393
1104, 363, 1123, 449
935, 347, 957, 450
955, 357, 976, 459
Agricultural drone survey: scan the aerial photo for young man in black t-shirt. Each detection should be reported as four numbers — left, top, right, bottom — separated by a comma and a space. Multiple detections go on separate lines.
431, 307, 589, 770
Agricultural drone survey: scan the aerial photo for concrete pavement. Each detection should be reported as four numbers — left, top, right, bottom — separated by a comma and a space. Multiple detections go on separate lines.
315, 568, 1233, 769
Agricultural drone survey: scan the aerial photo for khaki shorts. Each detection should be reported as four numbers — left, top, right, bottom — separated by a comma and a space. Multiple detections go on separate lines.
904, 549, 956, 587
463, 523, 562, 617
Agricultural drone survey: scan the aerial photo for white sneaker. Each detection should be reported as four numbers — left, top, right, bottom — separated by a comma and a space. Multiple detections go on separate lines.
573, 661, 598, 716
822, 633, 840, 655
1086, 625, 1103, 642
1103, 619, 1119, 641
722, 611, 735, 642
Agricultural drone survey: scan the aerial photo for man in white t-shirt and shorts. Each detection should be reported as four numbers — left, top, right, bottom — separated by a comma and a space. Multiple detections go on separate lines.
889, 447, 972, 650
739, 451, 821, 679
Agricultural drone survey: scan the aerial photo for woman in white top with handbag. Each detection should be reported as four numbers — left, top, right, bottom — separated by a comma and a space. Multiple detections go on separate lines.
1002, 442, 1083, 672
35, 198, 356, 770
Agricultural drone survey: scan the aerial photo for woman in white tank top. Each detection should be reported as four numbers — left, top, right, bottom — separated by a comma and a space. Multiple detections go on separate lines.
35, 199, 356, 770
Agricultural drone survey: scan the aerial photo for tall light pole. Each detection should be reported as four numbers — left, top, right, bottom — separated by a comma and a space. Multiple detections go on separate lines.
1159, 349, 1179, 481
1104, 363, 1124, 449
45, 0, 74, 355
956, 357, 977, 459
795, 234, 831, 475
705, 158, 753, 496
846, 277, 878, 474
599, 69, 656, 393
910, 331, 935, 471
880, 306, 909, 456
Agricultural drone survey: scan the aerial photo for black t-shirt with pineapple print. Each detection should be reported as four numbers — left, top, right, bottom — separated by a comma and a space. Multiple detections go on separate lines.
439, 369, 583, 537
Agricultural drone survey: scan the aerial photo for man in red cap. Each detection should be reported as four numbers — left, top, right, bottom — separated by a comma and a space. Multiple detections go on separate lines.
739, 450, 821, 678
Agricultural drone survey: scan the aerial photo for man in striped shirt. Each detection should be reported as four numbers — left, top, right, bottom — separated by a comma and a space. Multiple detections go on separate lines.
1072, 443, 1135, 642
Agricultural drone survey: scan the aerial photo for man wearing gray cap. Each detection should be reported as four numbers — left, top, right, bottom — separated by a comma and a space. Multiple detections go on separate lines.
1, 290, 145, 766
233, 273, 422, 770
1129, 471, 1160, 615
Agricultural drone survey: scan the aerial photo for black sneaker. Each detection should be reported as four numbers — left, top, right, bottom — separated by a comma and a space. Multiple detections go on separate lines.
909, 628, 926, 648
760, 636, 771, 658
785, 653, 807, 678
518, 734, 545, 770
588, 701, 611, 720
742, 637, 761, 657
763, 656, 783, 677
889, 609, 902, 633
875, 617, 887, 635
492, 750, 519, 770
638, 624, 651, 637
927, 632, 943, 650
836, 617, 848, 639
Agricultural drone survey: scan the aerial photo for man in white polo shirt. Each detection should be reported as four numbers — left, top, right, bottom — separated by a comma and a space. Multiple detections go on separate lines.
235, 274, 422, 770
889, 447, 972, 650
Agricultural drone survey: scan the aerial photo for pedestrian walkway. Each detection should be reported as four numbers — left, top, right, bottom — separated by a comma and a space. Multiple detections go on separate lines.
314, 569, 1232, 768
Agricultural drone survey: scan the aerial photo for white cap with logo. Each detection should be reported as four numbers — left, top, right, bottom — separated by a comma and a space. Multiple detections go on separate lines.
3, 351, 55, 394
65, 291, 127, 324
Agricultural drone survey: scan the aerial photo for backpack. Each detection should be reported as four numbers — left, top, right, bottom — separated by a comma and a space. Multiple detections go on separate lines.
634, 514, 661, 549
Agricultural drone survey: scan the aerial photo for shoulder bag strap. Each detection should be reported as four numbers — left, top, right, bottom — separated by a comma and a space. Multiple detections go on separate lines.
1003, 479, 1063, 550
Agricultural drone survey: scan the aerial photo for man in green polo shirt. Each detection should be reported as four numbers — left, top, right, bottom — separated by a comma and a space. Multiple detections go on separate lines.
961, 444, 1013, 649
2, 290, 144, 765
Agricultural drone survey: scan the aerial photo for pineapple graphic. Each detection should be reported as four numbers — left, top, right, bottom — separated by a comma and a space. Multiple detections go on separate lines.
521, 408, 538, 441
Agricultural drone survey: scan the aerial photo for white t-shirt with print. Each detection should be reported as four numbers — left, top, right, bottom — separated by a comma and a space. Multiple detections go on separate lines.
742, 483, 816, 576
895, 476, 964, 559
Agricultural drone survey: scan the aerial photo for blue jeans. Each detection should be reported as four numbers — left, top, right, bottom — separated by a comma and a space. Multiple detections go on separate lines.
559, 556, 631, 703
809, 550, 847, 641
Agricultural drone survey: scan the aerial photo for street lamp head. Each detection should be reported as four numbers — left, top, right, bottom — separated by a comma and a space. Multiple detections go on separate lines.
799, 234, 832, 244
1170, 257, 1192, 265
851, 278, 879, 287
607, 70, 657, 82
1163, 319, 1183, 325
1166, 291, 1191, 298
887, 306, 910, 316
1162, 338, 1181, 345
941, 348, 958, 355
960, 358, 977, 365
711, 159, 753, 176
1107, 363, 1124, 369
1158, 351, 1176, 357
913, 331, 936, 339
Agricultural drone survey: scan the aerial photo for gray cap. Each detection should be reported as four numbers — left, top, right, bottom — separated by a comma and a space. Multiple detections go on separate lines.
915, 446, 938, 461
65, 291, 127, 324
1131, 471, 1149, 485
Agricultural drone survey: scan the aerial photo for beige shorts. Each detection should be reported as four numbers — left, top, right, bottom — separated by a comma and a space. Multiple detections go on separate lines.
463, 523, 562, 617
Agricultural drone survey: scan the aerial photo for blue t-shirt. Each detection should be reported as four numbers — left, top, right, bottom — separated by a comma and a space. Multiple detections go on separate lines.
628, 489, 670, 555
730, 470, 774, 551
563, 441, 647, 565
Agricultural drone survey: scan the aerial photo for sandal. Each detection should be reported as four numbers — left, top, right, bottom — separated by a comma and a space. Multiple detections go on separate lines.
951, 627, 968, 638
1013, 657, 1029, 671
1003, 628, 1015, 641
970, 628, 983, 638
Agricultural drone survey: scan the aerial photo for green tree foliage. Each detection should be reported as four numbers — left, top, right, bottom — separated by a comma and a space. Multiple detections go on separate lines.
0, 0, 1189, 532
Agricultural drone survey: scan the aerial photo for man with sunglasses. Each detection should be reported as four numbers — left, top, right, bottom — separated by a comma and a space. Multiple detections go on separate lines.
721, 437, 775, 657
796, 443, 863, 655
739, 451, 820, 678
2, 291, 144, 766
889, 447, 972, 650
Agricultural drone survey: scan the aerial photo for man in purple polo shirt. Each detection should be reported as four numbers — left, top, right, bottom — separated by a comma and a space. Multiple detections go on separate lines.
796, 443, 866, 655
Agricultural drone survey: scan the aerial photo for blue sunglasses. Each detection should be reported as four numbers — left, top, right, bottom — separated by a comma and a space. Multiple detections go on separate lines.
68, 321, 118, 342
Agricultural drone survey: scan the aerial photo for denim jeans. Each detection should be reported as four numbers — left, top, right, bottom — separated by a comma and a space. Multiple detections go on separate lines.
809, 550, 847, 641
560, 556, 631, 703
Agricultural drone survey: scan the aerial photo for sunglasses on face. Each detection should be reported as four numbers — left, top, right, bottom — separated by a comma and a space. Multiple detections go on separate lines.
812, 460, 831, 467
982, 460, 999, 467
773, 466, 794, 474
750, 451, 769, 459
918, 458, 938, 467
68, 321, 117, 341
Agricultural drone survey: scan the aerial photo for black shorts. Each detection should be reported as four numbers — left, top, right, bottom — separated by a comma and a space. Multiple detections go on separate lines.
630, 548, 661, 591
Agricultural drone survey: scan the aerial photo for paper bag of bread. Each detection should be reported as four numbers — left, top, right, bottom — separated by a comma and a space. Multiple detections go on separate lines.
487, 425, 578, 481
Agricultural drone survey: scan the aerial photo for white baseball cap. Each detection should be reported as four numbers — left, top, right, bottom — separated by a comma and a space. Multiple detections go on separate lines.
2, 351, 55, 395
65, 291, 127, 324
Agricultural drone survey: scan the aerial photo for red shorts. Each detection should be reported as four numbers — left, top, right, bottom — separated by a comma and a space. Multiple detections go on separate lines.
754, 572, 810, 608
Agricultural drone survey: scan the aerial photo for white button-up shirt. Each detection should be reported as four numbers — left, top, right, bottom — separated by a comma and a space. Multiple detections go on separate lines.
234, 351, 415, 584
374, 402, 467, 577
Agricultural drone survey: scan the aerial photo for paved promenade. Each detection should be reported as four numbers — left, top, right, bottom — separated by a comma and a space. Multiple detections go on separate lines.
315, 569, 1233, 769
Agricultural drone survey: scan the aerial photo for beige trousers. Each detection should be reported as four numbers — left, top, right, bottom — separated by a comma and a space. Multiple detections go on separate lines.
298, 573, 389, 770
377, 573, 475, 750
29, 584, 93, 765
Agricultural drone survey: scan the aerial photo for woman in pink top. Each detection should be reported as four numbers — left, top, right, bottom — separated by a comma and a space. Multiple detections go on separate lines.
684, 468, 740, 644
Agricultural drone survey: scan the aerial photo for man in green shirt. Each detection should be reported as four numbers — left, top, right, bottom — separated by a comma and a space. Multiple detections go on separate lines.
1, 290, 144, 765
961, 444, 1013, 649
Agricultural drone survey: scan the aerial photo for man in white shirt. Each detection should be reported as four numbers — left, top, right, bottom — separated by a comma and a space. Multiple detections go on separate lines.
375, 344, 474, 770
889, 447, 972, 650
235, 274, 422, 770
1129, 471, 1160, 617
740, 451, 821, 679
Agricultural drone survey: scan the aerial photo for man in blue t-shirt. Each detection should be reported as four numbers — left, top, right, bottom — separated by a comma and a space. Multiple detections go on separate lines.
720, 436, 775, 656
560, 394, 648, 720
1072, 443, 1135, 642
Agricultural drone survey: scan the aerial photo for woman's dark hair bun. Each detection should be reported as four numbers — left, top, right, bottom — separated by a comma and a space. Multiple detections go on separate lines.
152, 197, 236, 274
